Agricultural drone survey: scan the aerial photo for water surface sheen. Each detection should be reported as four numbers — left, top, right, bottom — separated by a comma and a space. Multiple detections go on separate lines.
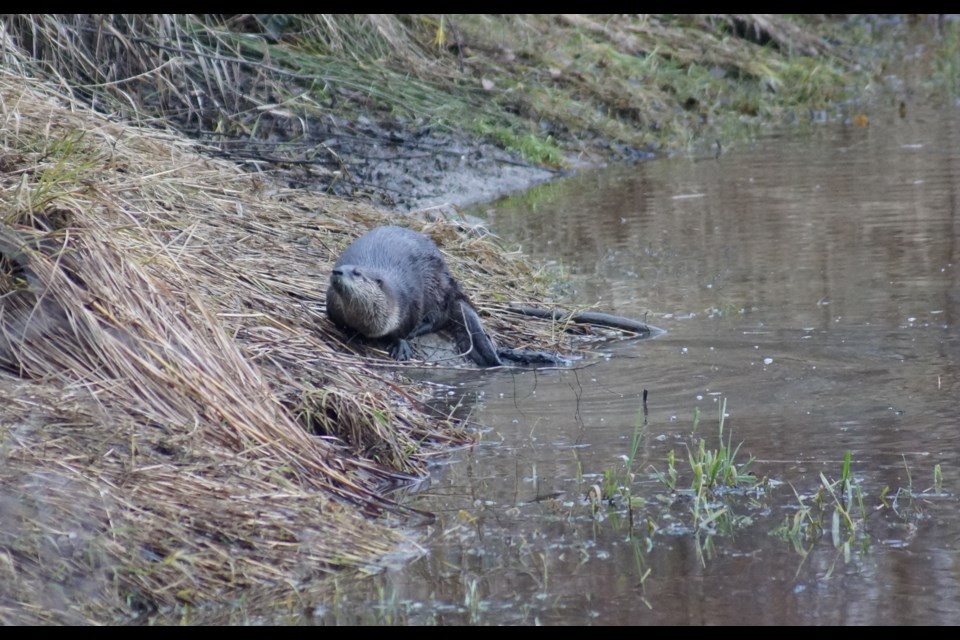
331, 105, 960, 625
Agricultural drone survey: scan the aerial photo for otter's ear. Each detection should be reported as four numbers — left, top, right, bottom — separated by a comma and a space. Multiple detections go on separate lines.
374, 277, 384, 287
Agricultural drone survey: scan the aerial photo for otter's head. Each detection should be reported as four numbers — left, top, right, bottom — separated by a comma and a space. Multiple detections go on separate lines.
329, 265, 401, 338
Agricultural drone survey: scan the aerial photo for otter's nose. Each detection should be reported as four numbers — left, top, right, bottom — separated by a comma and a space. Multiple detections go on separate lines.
332, 265, 362, 278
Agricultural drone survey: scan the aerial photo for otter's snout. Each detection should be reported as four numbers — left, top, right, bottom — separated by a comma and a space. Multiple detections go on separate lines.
330, 265, 363, 292
332, 265, 363, 278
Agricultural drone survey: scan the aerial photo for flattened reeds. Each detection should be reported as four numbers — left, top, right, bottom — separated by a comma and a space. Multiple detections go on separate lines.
0, 67, 552, 623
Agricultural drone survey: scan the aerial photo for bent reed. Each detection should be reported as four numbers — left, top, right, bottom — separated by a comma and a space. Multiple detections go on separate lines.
0, 71, 564, 624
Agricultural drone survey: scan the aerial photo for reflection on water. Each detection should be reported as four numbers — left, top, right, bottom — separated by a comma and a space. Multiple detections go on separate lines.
316, 103, 960, 624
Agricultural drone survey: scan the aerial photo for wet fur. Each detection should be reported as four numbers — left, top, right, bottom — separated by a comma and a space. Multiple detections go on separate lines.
326, 226, 501, 366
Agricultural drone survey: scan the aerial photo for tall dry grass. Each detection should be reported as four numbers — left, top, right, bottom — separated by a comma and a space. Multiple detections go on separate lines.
0, 60, 556, 622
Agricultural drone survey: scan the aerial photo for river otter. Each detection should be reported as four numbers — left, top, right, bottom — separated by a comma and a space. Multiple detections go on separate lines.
326, 225, 502, 367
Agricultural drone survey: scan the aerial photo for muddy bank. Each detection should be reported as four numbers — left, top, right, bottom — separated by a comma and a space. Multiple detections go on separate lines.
251, 114, 562, 211
1, 14, 898, 213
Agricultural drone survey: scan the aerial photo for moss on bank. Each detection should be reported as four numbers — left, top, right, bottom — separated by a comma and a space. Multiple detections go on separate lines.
4, 14, 945, 209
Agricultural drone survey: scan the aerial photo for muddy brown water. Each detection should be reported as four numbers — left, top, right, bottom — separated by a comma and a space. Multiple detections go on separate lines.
313, 103, 960, 625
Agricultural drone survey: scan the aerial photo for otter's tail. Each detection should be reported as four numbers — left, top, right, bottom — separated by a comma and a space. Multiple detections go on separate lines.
454, 300, 502, 367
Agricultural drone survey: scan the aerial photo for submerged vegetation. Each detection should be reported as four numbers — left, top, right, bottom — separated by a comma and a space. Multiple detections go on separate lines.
591, 400, 944, 582
290, 398, 949, 625
0, 14, 955, 624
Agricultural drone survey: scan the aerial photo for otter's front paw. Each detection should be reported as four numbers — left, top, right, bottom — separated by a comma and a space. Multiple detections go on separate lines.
390, 339, 414, 361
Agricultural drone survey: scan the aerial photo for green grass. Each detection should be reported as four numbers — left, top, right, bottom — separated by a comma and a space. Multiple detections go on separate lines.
933, 21, 960, 94
477, 122, 565, 165
12, 15, 958, 173
585, 397, 949, 581
772, 450, 869, 576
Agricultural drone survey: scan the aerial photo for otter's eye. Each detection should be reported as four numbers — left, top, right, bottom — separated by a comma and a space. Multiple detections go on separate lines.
374, 278, 384, 287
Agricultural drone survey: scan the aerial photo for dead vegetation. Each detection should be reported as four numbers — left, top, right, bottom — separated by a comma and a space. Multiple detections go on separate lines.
0, 15, 861, 206
0, 63, 567, 623
0, 14, 872, 623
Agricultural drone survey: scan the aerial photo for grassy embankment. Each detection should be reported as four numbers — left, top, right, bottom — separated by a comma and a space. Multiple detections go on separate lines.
0, 14, 927, 623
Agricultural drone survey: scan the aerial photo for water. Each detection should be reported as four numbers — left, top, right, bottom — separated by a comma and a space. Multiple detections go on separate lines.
314, 100, 960, 624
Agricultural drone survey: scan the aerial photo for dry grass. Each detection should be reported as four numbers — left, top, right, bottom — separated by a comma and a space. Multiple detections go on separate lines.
0, 62, 560, 623
0, 13, 859, 623
0, 15, 860, 178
